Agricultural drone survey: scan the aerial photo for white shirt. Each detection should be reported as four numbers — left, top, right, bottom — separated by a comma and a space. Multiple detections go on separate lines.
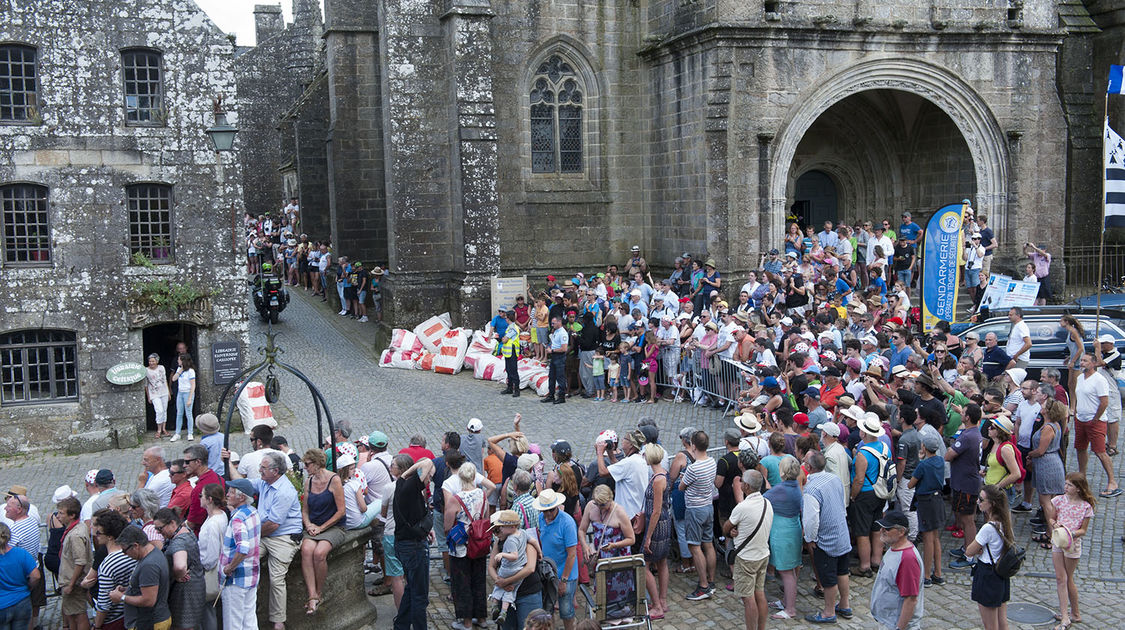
1014, 399, 1041, 448
145, 469, 175, 507
739, 434, 770, 460
740, 281, 761, 298
823, 441, 852, 506
972, 522, 1006, 564
362, 452, 395, 503
866, 235, 894, 266
1006, 320, 1031, 360
729, 493, 773, 562
238, 447, 291, 480
1076, 371, 1110, 421
606, 452, 650, 518
80, 492, 100, 522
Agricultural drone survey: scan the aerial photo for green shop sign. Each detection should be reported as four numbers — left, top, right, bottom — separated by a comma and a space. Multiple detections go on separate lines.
105, 362, 146, 386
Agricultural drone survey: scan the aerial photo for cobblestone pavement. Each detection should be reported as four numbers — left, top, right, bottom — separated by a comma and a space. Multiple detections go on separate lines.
8, 286, 1125, 627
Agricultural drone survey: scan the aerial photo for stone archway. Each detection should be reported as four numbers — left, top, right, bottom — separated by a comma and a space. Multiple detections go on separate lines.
768, 56, 1008, 246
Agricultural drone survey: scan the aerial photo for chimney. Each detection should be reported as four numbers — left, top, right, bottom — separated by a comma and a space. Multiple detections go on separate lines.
253, 4, 284, 44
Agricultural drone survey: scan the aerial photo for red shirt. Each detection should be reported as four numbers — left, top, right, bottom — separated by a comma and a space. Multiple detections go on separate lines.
187, 469, 224, 531
820, 382, 846, 412
168, 482, 192, 518
887, 544, 922, 597
398, 445, 435, 463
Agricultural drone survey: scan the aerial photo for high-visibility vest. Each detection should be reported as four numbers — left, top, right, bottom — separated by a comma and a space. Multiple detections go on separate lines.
502, 323, 521, 358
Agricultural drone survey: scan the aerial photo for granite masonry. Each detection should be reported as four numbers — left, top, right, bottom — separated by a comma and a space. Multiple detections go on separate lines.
0, 0, 247, 453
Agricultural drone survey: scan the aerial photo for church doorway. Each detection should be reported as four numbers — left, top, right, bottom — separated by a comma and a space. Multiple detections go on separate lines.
792, 170, 838, 229
786, 89, 976, 230
142, 322, 198, 430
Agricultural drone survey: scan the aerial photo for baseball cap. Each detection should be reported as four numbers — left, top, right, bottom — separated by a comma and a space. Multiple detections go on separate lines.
467, 418, 483, 432
52, 485, 78, 503
786, 251, 798, 258
632, 245, 640, 251
760, 376, 779, 388
922, 433, 943, 453
821, 422, 841, 438
639, 424, 660, 445
367, 431, 389, 448
551, 440, 572, 456
85, 470, 99, 485
95, 469, 115, 485
227, 478, 258, 499
1099, 334, 1115, 344
769, 248, 779, 255
801, 387, 821, 399
875, 510, 910, 530
794, 413, 809, 426
596, 430, 618, 445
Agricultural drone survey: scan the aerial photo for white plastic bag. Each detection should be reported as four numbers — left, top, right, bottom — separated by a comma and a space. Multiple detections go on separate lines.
236, 381, 277, 433
414, 313, 453, 352
473, 354, 507, 382
390, 328, 423, 353
379, 349, 417, 369
434, 328, 470, 374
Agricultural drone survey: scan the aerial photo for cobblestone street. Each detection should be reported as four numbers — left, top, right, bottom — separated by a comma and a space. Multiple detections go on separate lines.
7, 288, 1125, 628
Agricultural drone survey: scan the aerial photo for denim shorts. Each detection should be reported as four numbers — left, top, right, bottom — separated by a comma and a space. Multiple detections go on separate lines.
432, 508, 447, 549
382, 534, 404, 577
558, 578, 577, 620
357, 290, 367, 302
683, 505, 714, 545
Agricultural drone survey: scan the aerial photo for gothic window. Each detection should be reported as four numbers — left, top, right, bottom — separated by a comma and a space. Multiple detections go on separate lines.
530, 55, 584, 174
122, 49, 164, 125
0, 45, 37, 123
127, 184, 174, 263
0, 330, 79, 405
1, 184, 51, 264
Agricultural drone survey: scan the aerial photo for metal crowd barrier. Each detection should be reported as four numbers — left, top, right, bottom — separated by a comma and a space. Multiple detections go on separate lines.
650, 346, 756, 413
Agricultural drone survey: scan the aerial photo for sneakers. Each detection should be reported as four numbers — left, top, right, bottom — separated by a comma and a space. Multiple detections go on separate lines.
359, 316, 369, 322
187, 434, 194, 441
930, 575, 946, 585
950, 558, 976, 570
834, 606, 854, 619
491, 603, 503, 622
924, 578, 933, 587
451, 622, 471, 630
685, 585, 712, 600
949, 547, 966, 559
1012, 503, 1033, 513
170, 434, 181, 442
338, 309, 348, 315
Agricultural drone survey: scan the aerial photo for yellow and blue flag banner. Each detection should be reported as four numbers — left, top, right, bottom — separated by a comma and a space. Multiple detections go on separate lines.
920, 203, 966, 332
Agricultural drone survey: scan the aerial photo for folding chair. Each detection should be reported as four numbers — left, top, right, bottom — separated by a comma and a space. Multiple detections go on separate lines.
581, 554, 652, 630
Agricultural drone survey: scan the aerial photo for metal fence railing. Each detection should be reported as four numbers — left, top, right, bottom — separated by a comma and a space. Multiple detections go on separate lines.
650, 346, 755, 413
1058, 244, 1125, 302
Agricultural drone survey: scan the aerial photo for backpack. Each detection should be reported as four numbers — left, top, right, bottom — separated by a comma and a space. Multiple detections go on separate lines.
985, 527, 1026, 579
536, 545, 559, 613
453, 495, 492, 559
999, 440, 1027, 483
860, 443, 897, 500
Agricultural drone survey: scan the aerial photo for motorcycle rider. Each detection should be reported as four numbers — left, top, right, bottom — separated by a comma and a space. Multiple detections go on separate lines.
252, 261, 289, 321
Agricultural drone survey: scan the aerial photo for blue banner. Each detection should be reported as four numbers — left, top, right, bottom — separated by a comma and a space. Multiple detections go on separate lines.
920, 203, 966, 332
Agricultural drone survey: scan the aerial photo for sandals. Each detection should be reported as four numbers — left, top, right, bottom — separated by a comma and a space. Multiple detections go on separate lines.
1032, 533, 1050, 544
305, 598, 320, 614
1099, 488, 1123, 498
1055, 621, 1072, 630
771, 611, 795, 620
1108, 446, 1119, 456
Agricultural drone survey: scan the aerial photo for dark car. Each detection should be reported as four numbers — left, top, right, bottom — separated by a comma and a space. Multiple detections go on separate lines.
958, 312, 1125, 372
1073, 293, 1125, 309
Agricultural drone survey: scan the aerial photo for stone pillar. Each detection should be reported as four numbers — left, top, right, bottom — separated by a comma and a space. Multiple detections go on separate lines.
443, 0, 500, 327
253, 5, 284, 44
705, 47, 732, 273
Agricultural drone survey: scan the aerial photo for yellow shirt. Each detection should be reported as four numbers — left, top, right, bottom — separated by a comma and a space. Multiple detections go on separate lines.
985, 442, 1015, 486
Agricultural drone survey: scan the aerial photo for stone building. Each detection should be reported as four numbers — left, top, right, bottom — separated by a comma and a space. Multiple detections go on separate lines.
256, 0, 1124, 327
0, 0, 247, 454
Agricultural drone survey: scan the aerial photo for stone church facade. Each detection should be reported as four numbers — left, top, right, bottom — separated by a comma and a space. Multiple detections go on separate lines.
253, 0, 1123, 327
0, 0, 247, 453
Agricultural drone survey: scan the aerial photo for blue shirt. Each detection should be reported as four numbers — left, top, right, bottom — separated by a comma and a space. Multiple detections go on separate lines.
898, 222, 921, 249
854, 441, 891, 493
491, 315, 508, 338
763, 259, 783, 275
538, 510, 579, 581
834, 278, 852, 305
201, 432, 225, 477
888, 345, 914, 370
549, 327, 569, 352
912, 455, 945, 495
252, 476, 303, 536
0, 545, 36, 608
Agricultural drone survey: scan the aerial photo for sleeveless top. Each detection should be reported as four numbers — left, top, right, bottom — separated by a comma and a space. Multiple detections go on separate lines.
1033, 421, 1062, 455
307, 474, 339, 526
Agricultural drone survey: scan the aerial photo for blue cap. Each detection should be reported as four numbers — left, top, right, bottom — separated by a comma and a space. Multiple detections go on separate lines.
801, 387, 821, 399
761, 376, 779, 388
368, 431, 388, 448
227, 478, 258, 499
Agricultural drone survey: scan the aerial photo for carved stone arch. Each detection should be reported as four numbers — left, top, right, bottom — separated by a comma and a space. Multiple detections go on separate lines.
769, 56, 1008, 246
521, 37, 604, 188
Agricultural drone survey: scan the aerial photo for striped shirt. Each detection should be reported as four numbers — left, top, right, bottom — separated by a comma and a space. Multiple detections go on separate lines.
221, 504, 261, 589
802, 471, 852, 558
5, 515, 39, 557
681, 456, 717, 508
94, 550, 137, 623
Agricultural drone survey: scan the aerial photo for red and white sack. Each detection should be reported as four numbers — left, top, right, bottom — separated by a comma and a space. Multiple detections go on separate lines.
531, 372, 552, 396
434, 328, 470, 374
415, 351, 436, 372
414, 313, 453, 352
473, 354, 507, 382
468, 330, 497, 356
379, 349, 417, 369
237, 381, 277, 433
390, 328, 423, 354
516, 358, 548, 389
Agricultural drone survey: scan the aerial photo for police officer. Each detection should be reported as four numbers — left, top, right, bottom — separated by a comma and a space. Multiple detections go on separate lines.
542, 316, 569, 404
499, 309, 521, 397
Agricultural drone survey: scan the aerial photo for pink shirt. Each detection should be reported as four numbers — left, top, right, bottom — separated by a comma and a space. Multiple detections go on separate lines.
1029, 252, 1051, 278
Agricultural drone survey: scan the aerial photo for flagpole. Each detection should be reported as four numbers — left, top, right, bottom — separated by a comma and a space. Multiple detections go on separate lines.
1100, 91, 1108, 341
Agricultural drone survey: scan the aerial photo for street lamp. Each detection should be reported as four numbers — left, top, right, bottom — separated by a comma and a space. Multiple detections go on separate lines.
205, 95, 238, 181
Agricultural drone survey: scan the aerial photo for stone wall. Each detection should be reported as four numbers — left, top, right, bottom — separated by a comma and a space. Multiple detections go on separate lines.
0, 0, 248, 454
280, 72, 332, 242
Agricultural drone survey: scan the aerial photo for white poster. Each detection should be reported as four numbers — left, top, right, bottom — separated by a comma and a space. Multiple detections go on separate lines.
980, 274, 1038, 310
491, 276, 529, 315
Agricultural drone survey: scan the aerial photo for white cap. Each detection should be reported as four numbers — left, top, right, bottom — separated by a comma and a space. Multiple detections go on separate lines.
336, 453, 356, 468
780, 317, 794, 326
85, 470, 99, 485
861, 335, 878, 346
1005, 367, 1027, 385
229, 451, 240, 464
821, 422, 841, 438
632, 245, 640, 251
52, 485, 78, 503
1099, 334, 1115, 344
467, 417, 483, 432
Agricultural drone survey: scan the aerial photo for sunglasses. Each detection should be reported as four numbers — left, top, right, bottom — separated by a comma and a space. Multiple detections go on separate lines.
183, 458, 199, 464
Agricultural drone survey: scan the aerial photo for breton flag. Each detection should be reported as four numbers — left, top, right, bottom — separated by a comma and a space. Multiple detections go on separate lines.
1107, 120, 1125, 229
1111, 65, 1125, 94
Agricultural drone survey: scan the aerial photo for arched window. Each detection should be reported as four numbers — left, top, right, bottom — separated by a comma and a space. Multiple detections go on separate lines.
0, 330, 79, 404
122, 48, 164, 125
0, 44, 38, 122
1, 183, 51, 264
530, 55, 584, 174
127, 184, 174, 263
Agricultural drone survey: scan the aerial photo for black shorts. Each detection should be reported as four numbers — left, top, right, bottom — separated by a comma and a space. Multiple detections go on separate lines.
813, 547, 850, 588
344, 287, 358, 301
847, 490, 885, 536
915, 493, 946, 533
951, 489, 978, 516
971, 561, 1010, 608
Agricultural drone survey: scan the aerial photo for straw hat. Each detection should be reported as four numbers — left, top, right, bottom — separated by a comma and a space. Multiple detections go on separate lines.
735, 414, 762, 434
533, 489, 566, 511
1051, 526, 1073, 550
858, 412, 885, 437
490, 509, 521, 529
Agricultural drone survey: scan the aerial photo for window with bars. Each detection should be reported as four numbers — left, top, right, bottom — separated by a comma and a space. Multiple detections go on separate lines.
0, 45, 37, 122
0, 330, 79, 405
127, 184, 174, 263
530, 55, 584, 174
1, 184, 51, 264
122, 49, 164, 125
